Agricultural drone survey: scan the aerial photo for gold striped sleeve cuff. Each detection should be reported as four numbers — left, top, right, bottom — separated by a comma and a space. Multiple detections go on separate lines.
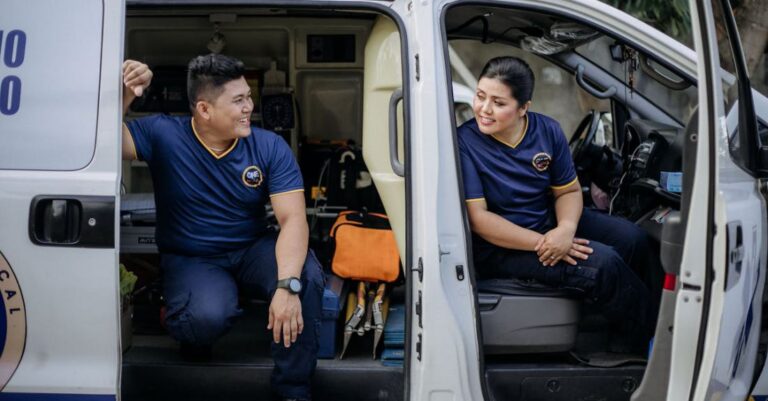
550, 177, 578, 190
269, 188, 305, 198
465, 197, 486, 203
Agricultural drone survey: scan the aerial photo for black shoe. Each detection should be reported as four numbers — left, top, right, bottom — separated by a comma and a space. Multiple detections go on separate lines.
179, 343, 212, 362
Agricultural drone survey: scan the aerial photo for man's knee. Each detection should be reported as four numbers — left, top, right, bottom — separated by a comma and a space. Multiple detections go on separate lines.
165, 295, 240, 345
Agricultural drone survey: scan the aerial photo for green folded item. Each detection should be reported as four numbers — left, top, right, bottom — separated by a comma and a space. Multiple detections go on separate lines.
120, 264, 138, 299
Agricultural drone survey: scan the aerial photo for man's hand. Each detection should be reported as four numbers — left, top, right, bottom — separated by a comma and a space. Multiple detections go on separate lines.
122, 60, 153, 99
268, 288, 304, 347
535, 227, 591, 266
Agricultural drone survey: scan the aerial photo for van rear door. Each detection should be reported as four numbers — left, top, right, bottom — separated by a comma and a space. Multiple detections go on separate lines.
667, 0, 766, 400
0, 0, 123, 398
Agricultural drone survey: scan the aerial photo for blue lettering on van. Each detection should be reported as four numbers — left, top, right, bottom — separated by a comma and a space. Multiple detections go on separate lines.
1, 30, 26, 68
0, 29, 26, 116
0, 76, 21, 115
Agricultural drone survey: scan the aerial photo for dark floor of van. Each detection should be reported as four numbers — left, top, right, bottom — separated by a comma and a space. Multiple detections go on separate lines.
121, 297, 646, 401
121, 303, 404, 401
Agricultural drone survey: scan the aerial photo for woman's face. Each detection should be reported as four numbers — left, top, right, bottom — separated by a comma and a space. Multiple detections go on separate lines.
472, 77, 528, 136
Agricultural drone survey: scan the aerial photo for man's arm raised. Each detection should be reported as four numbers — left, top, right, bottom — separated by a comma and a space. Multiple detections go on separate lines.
121, 60, 153, 161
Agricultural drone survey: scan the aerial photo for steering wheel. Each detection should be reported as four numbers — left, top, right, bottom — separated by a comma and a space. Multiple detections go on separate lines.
569, 110, 601, 165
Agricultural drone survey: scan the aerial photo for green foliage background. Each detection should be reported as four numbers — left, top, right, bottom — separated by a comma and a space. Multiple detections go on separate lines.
601, 0, 691, 42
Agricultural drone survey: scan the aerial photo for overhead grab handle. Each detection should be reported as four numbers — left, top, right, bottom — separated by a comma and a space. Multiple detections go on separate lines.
389, 88, 405, 177
575, 64, 616, 99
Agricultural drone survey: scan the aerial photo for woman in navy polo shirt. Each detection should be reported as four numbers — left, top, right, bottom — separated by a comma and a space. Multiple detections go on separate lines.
458, 56, 654, 352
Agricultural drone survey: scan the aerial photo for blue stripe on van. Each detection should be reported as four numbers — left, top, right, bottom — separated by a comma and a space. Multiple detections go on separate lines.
0, 394, 115, 400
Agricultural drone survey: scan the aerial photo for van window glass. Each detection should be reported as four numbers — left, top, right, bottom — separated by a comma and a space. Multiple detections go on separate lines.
0, 0, 102, 171
575, 36, 698, 124
597, 0, 693, 49
708, 0, 753, 161
451, 40, 609, 137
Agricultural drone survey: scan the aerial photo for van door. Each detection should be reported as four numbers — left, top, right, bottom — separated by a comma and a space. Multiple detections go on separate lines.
0, 0, 123, 398
668, 0, 766, 400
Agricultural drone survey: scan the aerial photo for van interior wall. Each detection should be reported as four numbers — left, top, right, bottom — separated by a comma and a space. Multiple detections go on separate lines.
122, 13, 376, 191
119, 11, 409, 373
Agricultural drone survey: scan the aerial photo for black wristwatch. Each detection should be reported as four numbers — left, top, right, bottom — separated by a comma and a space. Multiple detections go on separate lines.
276, 277, 302, 295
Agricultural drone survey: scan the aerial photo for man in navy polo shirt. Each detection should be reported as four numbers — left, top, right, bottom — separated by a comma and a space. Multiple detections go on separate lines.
121, 55, 321, 401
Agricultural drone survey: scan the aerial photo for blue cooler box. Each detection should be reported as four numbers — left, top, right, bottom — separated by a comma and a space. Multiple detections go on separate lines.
318, 273, 345, 359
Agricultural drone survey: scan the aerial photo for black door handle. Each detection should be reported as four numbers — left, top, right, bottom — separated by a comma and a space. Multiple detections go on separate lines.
29, 196, 114, 248
43, 199, 81, 244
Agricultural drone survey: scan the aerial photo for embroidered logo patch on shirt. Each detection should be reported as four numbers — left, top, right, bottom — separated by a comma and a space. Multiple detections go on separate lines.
242, 166, 264, 188
532, 152, 552, 172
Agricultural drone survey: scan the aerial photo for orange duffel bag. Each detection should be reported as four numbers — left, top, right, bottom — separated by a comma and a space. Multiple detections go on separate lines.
330, 211, 400, 283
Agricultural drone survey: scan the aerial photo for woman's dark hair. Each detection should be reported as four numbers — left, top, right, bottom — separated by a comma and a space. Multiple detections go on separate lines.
479, 56, 535, 104
187, 53, 246, 109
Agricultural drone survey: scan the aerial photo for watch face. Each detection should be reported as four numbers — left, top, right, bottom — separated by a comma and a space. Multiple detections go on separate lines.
289, 279, 302, 293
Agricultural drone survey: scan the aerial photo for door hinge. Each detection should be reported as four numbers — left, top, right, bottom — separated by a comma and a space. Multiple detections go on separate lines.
412, 257, 423, 282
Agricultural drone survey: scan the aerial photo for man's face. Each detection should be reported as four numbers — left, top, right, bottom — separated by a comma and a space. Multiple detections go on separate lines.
206, 77, 254, 139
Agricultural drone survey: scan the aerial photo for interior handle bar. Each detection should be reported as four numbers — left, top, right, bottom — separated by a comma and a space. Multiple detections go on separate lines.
389, 88, 405, 177
575, 64, 616, 99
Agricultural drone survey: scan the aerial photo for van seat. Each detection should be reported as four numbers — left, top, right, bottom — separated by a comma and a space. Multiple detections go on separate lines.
478, 278, 580, 354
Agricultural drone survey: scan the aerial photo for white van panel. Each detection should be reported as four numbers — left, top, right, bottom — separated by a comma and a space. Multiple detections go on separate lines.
0, 0, 102, 171
0, 0, 122, 396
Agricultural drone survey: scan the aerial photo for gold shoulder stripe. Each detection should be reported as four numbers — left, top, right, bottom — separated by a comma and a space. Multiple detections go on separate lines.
550, 177, 578, 190
269, 189, 305, 198
123, 123, 140, 161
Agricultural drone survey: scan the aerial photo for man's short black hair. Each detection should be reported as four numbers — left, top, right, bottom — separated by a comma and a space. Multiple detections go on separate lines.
187, 54, 246, 110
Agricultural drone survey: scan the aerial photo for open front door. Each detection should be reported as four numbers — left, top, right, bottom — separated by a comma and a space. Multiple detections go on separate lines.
0, 0, 123, 398
667, 1, 766, 400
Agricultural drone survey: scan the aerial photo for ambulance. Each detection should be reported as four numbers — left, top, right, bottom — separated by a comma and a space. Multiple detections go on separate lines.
0, 0, 767, 400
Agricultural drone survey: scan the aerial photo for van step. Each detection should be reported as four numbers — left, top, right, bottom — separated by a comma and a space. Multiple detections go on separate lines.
486, 362, 646, 401
122, 357, 402, 401
121, 305, 403, 401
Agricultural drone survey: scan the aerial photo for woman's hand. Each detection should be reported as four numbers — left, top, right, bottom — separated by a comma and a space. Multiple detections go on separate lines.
536, 234, 594, 266
561, 238, 593, 266
536, 227, 592, 266
535, 226, 574, 266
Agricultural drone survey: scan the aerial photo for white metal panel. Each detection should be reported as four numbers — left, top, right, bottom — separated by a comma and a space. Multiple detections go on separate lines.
0, 0, 102, 171
408, 1, 487, 401
0, 0, 123, 395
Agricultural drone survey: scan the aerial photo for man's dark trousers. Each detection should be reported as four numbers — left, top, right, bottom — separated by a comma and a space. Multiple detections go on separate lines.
160, 232, 325, 399
474, 208, 656, 342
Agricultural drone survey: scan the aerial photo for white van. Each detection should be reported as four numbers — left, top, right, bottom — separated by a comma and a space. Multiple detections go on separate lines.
0, 0, 767, 400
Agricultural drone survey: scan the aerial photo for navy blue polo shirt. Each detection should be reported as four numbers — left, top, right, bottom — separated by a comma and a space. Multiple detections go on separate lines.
458, 112, 577, 233
126, 115, 303, 256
